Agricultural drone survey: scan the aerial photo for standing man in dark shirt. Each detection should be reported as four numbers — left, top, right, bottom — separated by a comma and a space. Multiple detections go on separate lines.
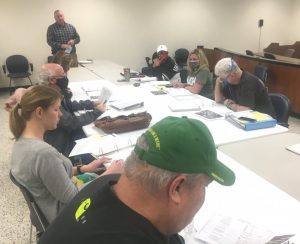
152, 44, 179, 81
214, 58, 275, 117
47, 10, 80, 68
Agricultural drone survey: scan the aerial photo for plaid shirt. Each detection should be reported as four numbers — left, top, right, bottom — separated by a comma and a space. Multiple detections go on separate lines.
47, 22, 80, 54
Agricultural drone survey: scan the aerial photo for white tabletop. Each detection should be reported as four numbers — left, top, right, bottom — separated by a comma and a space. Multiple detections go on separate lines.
218, 132, 300, 201
69, 80, 288, 146
183, 150, 300, 244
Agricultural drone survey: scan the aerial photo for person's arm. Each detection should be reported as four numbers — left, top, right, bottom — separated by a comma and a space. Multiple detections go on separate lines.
224, 99, 250, 112
214, 77, 225, 103
185, 83, 203, 94
47, 26, 61, 50
37, 148, 78, 204
58, 105, 102, 132
67, 25, 80, 46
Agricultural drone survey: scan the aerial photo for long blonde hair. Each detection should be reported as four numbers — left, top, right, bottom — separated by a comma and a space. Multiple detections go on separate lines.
187, 49, 209, 74
9, 85, 62, 140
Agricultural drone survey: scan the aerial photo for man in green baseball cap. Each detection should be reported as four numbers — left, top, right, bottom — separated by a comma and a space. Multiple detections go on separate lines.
39, 116, 235, 244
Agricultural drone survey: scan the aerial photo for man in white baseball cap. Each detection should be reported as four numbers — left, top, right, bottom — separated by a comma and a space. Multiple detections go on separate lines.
152, 44, 179, 81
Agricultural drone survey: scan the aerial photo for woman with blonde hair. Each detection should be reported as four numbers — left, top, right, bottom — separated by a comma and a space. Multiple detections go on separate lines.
9, 85, 122, 223
173, 49, 214, 99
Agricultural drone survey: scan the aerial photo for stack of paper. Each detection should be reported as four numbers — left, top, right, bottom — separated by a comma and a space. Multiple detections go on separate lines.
286, 143, 300, 155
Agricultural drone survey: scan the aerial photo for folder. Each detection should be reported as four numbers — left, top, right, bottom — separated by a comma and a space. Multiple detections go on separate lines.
225, 111, 277, 131
109, 99, 144, 111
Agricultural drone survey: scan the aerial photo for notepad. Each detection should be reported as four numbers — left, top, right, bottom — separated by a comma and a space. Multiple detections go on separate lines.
225, 111, 277, 131
109, 99, 144, 110
286, 143, 300, 155
168, 101, 201, 112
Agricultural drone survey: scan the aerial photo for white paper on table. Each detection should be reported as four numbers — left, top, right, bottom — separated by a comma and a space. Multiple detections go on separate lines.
286, 143, 300, 155
193, 214, 273, 244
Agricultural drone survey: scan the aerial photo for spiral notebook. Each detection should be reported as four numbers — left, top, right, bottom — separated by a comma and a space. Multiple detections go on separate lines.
69, 134, 139, 157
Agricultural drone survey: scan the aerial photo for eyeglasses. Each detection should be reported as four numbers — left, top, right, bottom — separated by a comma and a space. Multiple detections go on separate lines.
50, 74, 66, 79
220, 59, 236, 81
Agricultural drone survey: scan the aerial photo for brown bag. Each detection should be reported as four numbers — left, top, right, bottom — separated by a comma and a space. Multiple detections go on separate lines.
94, 112, 152, 134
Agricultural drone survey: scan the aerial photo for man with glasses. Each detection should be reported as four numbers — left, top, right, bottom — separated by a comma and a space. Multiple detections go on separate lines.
214, 58, 275, 117
5, 64, 106, 161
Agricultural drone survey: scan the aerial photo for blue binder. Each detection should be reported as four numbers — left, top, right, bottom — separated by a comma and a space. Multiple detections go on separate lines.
225, 111, 277, 131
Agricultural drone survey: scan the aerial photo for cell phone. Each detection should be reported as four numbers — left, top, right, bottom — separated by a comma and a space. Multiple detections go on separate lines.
151, 90, 167, 95
238, 117, 257, 122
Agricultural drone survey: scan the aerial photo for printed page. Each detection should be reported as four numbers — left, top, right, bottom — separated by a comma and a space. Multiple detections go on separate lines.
194, 214, 273, 244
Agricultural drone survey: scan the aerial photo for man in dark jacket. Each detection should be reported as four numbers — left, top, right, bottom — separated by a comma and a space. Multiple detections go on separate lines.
152, 44, 179, 81
40, 63, 106, 158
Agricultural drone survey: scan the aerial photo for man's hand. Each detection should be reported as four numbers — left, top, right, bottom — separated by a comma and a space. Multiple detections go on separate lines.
152, 58, 160, 67
67, 40, 75, 46
61, 44, 70, 49
81, 156, 112, 173
95, 103, 106, 113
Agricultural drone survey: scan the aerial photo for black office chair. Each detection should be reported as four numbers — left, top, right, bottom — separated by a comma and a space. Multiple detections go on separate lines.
245, 50, 254, 56
269, 93, 291, 128
283, 49, 295, 57
263, 52, 276, 60
9, 171, 48, 243
2, 55, 33, 94
174, 48, 189, 83
254, 64, 268, 84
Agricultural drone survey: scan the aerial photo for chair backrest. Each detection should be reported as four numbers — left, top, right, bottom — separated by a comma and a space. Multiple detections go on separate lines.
245, 50, 254, 56
6, 55, 30, 74
269, 93, 291, 127
9, 171, 49, 233
174, 48, 189, 68
254, 64, 268, 83
284, 48, 295, 57
263, 52, 276, 60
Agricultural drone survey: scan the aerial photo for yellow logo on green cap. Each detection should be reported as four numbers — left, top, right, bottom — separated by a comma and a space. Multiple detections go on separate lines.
211, 172, 224, 184
148, 128, 160, 150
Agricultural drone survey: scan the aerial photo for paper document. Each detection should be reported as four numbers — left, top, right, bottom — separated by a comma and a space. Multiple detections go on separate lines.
109, 98, 144, 110
167, 88, 193, 97
131, 77, 157, 82
69, 134, 139, 157
286, 143, 300, 155
168, 101, 201, 112
193, 214, 273, 244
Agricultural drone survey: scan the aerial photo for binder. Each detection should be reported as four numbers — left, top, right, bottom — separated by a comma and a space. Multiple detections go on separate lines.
225, 111, 277, 131
69, 134, 139, 157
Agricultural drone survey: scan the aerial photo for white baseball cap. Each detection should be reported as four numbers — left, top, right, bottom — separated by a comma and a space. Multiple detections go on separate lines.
157, 44, 168, 53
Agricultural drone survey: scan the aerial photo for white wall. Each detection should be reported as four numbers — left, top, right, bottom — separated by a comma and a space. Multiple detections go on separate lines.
289, 0, 300, 42
0, 0, 296, 87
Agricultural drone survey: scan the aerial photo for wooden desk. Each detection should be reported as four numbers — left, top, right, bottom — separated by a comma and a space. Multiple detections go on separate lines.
255, 52, 300, 64
219, 132, 300, 201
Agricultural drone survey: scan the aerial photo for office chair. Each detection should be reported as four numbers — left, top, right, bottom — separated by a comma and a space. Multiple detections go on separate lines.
263, 52, 276, 60
269, 93, 291, 128
283, 49, 295, 57
245, 50, 254, 56
174, 48, 189, 83
9, 171, 49, 243
2, 55, 33, 94
254, 64, 268, 84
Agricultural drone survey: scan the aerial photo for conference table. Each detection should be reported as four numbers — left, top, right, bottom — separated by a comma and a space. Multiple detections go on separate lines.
219, 132, 300, 201
68, 61, 300, 243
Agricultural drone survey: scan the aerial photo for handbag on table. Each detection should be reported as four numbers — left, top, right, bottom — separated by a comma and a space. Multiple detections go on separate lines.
94, 112, 152, 134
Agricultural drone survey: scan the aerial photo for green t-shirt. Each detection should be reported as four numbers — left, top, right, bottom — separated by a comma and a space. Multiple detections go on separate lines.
187, 67, 213, 99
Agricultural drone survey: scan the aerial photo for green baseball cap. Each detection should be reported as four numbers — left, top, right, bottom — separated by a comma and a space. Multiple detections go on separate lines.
134, 116, 235, 186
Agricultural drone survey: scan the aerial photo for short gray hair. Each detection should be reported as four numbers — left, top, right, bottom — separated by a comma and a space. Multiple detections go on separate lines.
125, 135, 205, 195
214, 58, 239, 77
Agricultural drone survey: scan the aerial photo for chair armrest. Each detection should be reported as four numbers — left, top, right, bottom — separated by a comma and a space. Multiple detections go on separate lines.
2, 65, 6, 74
29, 63, 33, 72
